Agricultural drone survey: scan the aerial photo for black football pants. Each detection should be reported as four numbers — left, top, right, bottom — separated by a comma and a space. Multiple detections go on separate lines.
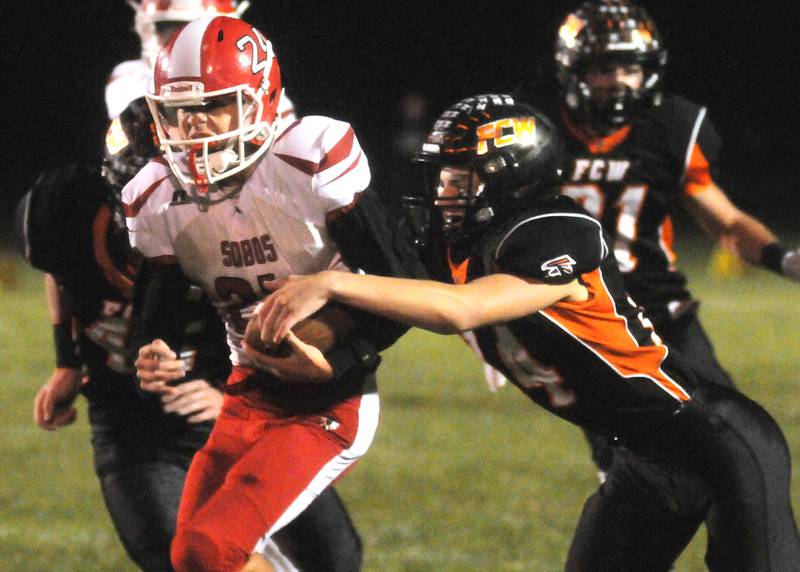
566, 384, 800, 572
584, 311, 735, 472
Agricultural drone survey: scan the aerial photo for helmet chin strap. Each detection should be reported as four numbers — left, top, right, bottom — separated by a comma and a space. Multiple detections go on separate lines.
208, 147, 239, 176
187, 142, 240, 193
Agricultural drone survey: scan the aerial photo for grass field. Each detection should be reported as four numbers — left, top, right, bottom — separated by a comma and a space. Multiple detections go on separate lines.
0, 237, 798, 572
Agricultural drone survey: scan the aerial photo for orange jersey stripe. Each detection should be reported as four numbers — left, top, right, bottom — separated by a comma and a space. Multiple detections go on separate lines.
92, 204, 134, 299
541, 268, 691, 402
448, 252, 469, 285
684, 143, 715, 195
659, 216, 677, 266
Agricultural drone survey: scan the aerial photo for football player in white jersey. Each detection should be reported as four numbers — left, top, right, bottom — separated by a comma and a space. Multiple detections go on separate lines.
124, 16, 400, 572
29, 2, 362, 571
113, 4, 372, 572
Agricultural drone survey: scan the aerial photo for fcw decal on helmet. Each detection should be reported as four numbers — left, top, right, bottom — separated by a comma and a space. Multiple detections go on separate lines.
541, 255, 577, 277
476, 117, 537, 156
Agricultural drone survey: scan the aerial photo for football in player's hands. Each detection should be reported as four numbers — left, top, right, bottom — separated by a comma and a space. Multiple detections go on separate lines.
243, 304, 355, 357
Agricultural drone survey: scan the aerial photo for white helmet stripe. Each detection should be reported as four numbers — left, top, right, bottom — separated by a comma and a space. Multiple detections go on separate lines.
167, 16, 214, 79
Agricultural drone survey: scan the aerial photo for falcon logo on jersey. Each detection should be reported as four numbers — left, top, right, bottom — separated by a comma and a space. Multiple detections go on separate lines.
541, 255, 577, 277
569, 158, 631, 182
476, 116, 536, 155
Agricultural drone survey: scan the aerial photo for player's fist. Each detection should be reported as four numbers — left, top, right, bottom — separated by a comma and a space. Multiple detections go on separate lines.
34, 367, 82, 430
134, 339, 185, 394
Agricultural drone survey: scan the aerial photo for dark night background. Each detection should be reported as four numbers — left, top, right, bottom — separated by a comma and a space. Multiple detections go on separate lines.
1, 0, 798, 243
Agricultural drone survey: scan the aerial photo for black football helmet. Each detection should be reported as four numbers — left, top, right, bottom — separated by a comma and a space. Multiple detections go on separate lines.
102, 97, 160, 192
406, 94, 563, 243
555, 0, 667, 133
15, 165, 135, 299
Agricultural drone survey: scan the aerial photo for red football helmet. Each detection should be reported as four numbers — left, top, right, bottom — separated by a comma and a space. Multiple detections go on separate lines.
146, 16, 282, 190
132, 0, 248, 66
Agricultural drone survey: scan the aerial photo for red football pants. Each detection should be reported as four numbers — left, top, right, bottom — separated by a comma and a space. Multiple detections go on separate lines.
170, 370, 380, 572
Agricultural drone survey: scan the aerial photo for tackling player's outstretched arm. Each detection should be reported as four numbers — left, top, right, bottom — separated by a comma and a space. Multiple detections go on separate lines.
258, 271, 586, 345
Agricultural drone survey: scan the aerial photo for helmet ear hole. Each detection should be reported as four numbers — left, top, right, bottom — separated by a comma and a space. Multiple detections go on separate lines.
481, 156, 508, 176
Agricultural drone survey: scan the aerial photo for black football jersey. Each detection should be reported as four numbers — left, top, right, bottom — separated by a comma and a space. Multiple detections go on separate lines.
556, 95, 721, 325
452, 197, 698, 443
61, 276, 229, 405
47, 203, 229, 405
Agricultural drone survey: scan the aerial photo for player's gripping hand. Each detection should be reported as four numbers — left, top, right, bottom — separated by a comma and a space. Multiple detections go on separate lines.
258, 273, 333, 345
34, 367, 82, 430
135, 339, 185, 395
160, 379, 223, 423
243, 331, 334, 383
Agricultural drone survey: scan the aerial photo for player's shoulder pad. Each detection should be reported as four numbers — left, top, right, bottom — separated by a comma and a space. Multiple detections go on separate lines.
271, 115, 357, 167
271, 115, 371, 208
656, 94, 704, 121
121, 159, 174, 218
107, 59, 149, 83
15, 164, 109, 275
493, 199, 608, 284
275, 92, 297, 125
105, 59, 151, 119
645, 94, 711, 159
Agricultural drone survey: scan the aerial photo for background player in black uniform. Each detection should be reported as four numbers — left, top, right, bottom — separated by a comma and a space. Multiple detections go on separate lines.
253, 95, 799, 571
552, 0, 800, 381
504, 0, 800, 475
15, 162, 230, 572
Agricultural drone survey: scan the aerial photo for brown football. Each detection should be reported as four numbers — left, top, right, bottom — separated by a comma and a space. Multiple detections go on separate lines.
244, 304, 356, 357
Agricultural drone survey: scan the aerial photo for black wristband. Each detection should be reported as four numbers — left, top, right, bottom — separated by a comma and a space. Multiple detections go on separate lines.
326, 338, 381, 382
761, 243, 787, 274
53, 323, 81, 368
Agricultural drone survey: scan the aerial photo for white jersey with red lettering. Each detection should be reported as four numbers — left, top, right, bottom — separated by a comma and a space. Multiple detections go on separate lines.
122, 115, 369, 366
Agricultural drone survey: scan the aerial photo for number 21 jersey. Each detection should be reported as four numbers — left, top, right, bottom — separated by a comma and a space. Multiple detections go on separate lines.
558, 95, 722, 325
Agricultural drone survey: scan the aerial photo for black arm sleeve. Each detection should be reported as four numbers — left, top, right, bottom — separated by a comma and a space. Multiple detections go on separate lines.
328, 187, 430, 280
129, 259, 192, 356
324, 187, 429, 377
49, 281, 82, 368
